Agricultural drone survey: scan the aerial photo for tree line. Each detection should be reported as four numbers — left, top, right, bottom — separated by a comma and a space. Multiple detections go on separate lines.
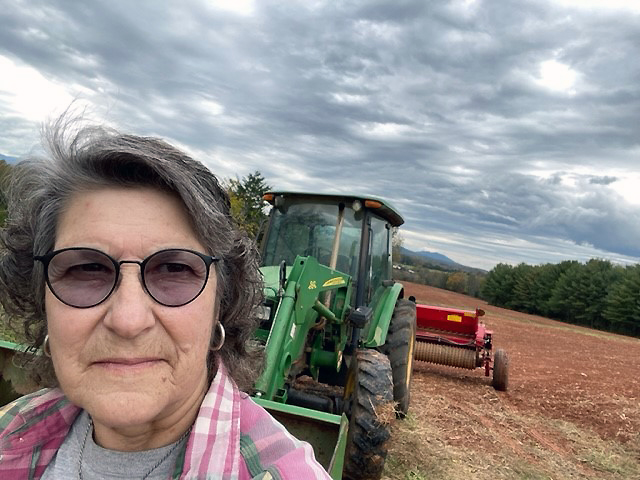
481, 259, 640, 337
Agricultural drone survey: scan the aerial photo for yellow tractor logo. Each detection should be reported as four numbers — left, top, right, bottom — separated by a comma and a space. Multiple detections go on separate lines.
323, 277, 346, 287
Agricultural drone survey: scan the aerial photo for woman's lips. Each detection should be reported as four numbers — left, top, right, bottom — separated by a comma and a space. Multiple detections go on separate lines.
92, 358, 164, 372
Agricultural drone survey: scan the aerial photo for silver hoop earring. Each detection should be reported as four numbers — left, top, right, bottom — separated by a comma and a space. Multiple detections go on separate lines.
43, 334, 52, 358
210, 322, 225, 352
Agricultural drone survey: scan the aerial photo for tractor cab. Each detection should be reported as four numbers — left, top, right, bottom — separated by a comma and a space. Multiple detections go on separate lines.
259, 192, 404, 308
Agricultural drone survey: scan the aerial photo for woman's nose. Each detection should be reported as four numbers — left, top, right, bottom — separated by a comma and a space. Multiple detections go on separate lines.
102, 265, 156, 338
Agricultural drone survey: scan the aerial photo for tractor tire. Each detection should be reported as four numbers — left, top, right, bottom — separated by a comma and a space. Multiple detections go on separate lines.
492, 348, 509, 391
342, 349, 394, 480
380, 298, 417, 418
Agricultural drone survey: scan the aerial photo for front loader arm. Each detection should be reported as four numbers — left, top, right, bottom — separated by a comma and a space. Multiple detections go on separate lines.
254, 255, 352, 402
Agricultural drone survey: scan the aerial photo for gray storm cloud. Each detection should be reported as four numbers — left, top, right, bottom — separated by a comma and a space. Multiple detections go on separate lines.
1, 0, 639, 269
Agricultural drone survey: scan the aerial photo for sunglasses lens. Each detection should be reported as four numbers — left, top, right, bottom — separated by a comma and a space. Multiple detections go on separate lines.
143, 250, 209, 306
47, 249, 116, 307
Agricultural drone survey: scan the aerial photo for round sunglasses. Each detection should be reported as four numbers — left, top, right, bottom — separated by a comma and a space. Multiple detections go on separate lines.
35, 247, 219, 308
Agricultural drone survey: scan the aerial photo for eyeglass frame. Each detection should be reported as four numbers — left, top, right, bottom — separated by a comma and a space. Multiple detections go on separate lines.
34, 247, 220, 308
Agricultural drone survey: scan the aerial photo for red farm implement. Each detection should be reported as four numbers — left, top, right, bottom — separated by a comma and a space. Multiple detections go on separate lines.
412, 301, 509, 391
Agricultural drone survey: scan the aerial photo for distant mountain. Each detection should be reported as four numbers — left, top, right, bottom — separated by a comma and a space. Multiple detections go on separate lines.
412, 249, 458, 265
0, 154, 18, 164
398, 246, 486, 274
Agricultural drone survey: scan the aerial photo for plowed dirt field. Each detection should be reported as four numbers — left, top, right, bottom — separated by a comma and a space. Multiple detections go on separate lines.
382, 282, 640, 480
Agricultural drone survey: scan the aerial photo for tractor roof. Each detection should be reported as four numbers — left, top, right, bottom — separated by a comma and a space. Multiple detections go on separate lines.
264, 191, 405, 227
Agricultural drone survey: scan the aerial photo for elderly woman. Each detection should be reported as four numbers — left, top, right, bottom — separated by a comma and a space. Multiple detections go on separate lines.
0, 119, 330, 479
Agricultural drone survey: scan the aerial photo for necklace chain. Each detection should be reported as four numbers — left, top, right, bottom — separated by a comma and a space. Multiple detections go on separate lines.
78, 417, 192, 480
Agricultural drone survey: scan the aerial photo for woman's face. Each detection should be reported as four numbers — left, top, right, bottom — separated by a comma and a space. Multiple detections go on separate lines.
46, 187, 216, 445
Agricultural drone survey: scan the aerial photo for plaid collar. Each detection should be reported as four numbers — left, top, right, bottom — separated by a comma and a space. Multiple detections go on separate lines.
181, 361, 242, 479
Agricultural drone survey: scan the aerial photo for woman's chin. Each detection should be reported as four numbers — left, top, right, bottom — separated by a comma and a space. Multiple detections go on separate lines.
82, 391, 174, 430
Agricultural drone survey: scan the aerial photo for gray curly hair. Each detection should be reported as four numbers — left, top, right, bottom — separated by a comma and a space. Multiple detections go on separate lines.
0, 116, 264, 391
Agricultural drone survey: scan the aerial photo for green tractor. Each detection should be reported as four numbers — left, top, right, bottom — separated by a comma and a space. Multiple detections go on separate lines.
252, 192, 417, 480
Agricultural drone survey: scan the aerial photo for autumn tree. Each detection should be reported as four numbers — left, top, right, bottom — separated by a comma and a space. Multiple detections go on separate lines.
227, 171, 271, 237
391, 227, 404, 259
466, 273, 485, 298
446, 271, 467, 294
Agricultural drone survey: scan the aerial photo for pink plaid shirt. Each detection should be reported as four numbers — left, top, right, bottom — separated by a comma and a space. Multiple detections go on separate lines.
0, 362, 331, 479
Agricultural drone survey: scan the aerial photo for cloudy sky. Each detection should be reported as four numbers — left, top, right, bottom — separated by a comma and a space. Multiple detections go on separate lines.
1, 0, 639, 270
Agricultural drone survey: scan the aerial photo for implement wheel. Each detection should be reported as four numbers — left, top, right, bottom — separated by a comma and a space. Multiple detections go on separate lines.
380, 298, 417, 418
342, 349, 394, 480
492, 348, 509, 391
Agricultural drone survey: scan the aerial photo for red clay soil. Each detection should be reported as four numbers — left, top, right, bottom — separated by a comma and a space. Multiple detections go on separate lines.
391, 281, 640, 478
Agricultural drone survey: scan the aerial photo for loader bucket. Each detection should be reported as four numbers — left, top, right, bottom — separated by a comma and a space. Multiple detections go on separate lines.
253, 398, 348, 479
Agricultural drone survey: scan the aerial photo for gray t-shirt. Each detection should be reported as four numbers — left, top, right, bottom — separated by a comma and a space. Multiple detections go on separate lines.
42, 410, 187, 479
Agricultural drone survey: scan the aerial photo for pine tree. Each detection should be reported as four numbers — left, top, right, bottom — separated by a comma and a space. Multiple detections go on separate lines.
530, 262, 569, 317
603, 265, 640, 336
481, 263, 516, 307
510, 263, 536, 312
549, 259, 621, 328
